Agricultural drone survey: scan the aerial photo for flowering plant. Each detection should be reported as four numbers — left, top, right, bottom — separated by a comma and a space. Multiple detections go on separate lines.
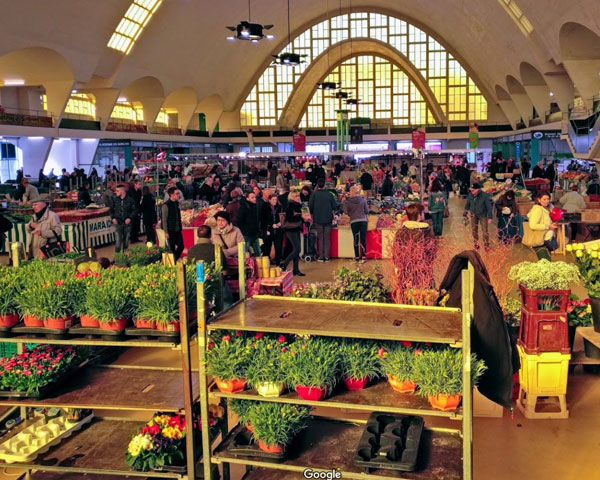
378, 341, 421, 383
339, 340, 381, 381
248, 402, 311, 448
501, 296, 522, 327
245, 335, 288, 388
85, 268, 138, 323
508, 259, 579, 291
114, 245, 165, 267
206, 331, 251, 381
403, 288, 439, 306
282, 337, 340, 390
0, 345, 88, 395
27, 277, 83, 320
568, 242, 600, 297
567, 295, 593, 327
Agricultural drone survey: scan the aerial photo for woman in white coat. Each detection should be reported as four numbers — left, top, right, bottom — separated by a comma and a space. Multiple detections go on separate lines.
27, 200, 62, 258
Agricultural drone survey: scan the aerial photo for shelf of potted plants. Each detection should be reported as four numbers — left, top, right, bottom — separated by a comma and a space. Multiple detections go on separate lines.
197, 265, 476, 480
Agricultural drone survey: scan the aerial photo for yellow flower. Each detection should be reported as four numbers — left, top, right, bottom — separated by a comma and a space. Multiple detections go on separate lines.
593, 244, 600, 251
593, 252, 599, 258
576, 250, 583, 258
566, 244, 573, 252
587, 305, 592, 313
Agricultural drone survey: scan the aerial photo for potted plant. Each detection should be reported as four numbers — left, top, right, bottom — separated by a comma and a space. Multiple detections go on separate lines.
378, 342, 419, 393
248, 402, 311, 454
114, 245, 165, 267
245, 334, 288, 397
339, 340, 380, 390
0, 267, 23, 328
501, 295, 522, 344
568, 243, 600, 331
413, 348, 486, 411
85, 270, 135, 331
566, 295, 593, 348
35, 279, 80, 329
229, 398, 255, 432
206, 332, 251, 393
283, 337, 340, 401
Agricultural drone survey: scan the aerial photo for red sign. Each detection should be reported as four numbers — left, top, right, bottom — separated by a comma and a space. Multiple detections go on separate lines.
293, 132, 306, 152
411, 129, 426, 149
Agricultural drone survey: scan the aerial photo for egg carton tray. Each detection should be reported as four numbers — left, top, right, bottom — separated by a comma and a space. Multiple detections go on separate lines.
0, 412, 94, 463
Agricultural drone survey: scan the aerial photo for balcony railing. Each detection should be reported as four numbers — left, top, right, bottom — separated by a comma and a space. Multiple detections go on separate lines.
0, 106, 54, 127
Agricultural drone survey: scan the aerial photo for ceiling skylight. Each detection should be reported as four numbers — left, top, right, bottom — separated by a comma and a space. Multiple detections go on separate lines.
498, 0, 533, 35
107, 0, 163, 54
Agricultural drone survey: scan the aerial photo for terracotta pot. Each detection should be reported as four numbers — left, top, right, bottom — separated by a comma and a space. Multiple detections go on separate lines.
428, 393, 462, 411
0, 314, 19, 328
215, 378, 246, 393
135, 318, 156, 329
387, 375, 417, 393
80, 314, 100, 328
99, 317, 128, 331
343, 376, 369, 391
156, 321, 180, 332
246, 422, 254, 433
257, 440, 285, 454
23, 315, 43, 327
43, 316, 74, 330
255, 381, 285, 397
295, 385, 328, 401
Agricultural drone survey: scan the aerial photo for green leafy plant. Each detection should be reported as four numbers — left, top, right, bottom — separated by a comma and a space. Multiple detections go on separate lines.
378, 342, 420, 382
568, 243, 600, 297
29, 277, 82, 320
206, 331, 251, 381
229, 399, 255, 426
0, 267, 24, 315
245, 335, 288, 388
248, 402, 311, 448
283, 337, 340, 389
85, 268, 137, 323
412, 348, 486, 396
114, 245, 165, 267
339, 340, 381, 381
508, 259, 579, 291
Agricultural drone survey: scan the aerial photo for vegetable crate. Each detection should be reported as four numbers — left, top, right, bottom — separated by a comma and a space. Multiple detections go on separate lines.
519, 285, 570, 313
518, 309, 570, 355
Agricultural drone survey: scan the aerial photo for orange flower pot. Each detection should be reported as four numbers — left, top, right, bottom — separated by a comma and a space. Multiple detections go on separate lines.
387, 375, 417, 393
246, 422, 254, 433
0, 314, 19, 328
99, 317, 128, 331
156, 321, 180, 332
80, 314, 100, 328
135, 318, 156, 329
43, 316, 74, 330
428, 393, 462, 411
24, 315, 43, 327
258, 440, 285, 454
215, 378, 246, 393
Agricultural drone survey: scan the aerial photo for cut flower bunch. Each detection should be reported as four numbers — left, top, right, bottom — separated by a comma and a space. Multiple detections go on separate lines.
508, 259, 580, 290
568, 242, 600, 297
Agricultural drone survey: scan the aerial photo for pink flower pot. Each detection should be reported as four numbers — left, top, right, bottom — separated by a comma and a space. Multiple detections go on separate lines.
296, 385, 328, 401
344, 376, 369, 391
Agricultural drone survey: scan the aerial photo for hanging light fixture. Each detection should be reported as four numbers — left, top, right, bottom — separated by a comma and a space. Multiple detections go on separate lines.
272, 0, 307, 66
226, 0, 274, 42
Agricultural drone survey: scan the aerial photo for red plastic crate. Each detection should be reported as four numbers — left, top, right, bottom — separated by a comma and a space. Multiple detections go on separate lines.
519, 285, 570, 313
518, 307, 570, 355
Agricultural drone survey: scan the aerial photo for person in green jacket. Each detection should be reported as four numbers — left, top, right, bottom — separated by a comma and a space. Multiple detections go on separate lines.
428, 179, 447, 237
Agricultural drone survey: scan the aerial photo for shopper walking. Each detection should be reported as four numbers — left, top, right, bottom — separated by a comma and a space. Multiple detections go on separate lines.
281, 191, 305, 276
236, 191, 261, 257
532, 161, 545, 179
527, 192, 558, 261
110, 184, 137, 253
161, 187, 184, 261
344, 185, 369, 262
225, 188, 243, 226
27, 199, 62, 259
545, 160, 557, 193
129, 180, 143, 242
494, 190, 519, 243
463, 182, 493, 250
521, 157, 530, 179
360, 169, 374, 199
260, 194, 283, 265
428, 180, 447, 237
21, 178, 40, 203
309, 178, 336, 262
140, 186, 157, 244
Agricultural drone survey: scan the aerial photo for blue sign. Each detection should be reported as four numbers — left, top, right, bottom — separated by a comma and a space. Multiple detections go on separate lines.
196, 262, 205, 282
516, 142, 521, 158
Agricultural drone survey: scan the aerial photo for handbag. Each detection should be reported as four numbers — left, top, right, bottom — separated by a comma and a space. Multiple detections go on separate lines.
280, 212, 301, 230
443, 206, 450, 218
522, 222, 547, 247
40, 231, 67, 258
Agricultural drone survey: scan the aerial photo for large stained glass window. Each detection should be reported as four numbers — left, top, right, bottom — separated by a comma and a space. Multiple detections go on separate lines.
240, 12, 487, 128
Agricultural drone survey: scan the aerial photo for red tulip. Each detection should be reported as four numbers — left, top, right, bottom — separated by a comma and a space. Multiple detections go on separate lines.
254, 332, 264, 339
400, 341, 412, 348
222, 335, 231, 342
378, 347, 385, 358
236, 331, 243, 337
277, 335, 286, 343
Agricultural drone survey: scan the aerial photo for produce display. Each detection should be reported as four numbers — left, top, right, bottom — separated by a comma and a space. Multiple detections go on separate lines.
181, 204, 223, 228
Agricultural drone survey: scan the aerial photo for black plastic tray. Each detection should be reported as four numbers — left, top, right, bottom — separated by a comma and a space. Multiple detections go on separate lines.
0, 326, 13, 338
226, 427, 286, 461
68, 324, 127, 340
124, 319, 198, 342
353, 412, 424, 473
11, 324, 70, 340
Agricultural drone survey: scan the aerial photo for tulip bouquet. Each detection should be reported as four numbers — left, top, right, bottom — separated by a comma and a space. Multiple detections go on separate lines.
568, 242, 600, 297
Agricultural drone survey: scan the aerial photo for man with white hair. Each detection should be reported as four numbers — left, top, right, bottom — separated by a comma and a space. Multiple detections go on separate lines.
27, 199, 62, 258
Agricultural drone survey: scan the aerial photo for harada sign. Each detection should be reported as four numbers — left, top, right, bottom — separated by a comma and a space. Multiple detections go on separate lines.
88, 217, 115, 236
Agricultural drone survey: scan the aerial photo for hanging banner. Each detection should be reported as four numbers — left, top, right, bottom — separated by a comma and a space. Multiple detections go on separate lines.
469, 123, 479, 149
246, 128, 255, 153
293, 131, 306, 152
411, 128, 426, 149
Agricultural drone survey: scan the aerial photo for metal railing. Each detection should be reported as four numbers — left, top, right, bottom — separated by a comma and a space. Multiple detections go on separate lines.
0, 106, 54, 127
106, 117, 148, 133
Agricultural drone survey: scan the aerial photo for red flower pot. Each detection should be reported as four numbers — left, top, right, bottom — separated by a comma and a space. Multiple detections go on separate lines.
428, 394, 462, 412
135, 318, 156, 329
99, 317, 128, 331
156, 321, 180, 332
296, 385, 328, 401
0, 314, 19, 328
246, 422, 254, 433
344, 376, 369, 391
215, 378, 246, 393
258, 440, 285, 454
43, 316, 74, 330
80, 314, 100, 328
387, 375, 417, 393
24, 315, 43, 327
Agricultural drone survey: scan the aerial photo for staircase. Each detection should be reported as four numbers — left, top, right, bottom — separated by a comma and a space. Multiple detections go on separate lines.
562, 101, 600, 159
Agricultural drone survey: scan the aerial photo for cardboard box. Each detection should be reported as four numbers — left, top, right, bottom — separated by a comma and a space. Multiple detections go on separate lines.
474, 388, 504, 417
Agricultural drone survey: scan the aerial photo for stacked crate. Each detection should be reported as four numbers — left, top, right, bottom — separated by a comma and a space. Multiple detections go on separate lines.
516, 285, 570, 418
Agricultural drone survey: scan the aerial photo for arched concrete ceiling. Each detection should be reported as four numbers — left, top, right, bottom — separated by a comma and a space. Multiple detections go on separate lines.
519, 62, 552, 117
506, 75, 534, 121
495, 85, 521, 128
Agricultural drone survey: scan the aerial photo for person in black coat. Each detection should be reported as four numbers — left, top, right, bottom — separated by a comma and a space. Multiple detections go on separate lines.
520, 157, 530, 179
140, 186, 157, 244
236, 192, 261, 257
281, 191, 305, 276
128, 180, 143, 242
197, 177, 214, 204
78, 183, 92, 206
545, 161, 556, 192
381, 174, 394, 197
531, 161, 544, 179
260, 194, 283, 265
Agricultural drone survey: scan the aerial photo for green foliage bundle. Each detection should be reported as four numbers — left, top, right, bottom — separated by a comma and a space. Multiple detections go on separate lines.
248, 402, 311, 447
85, 267, 139, 323
245, 334, 288, 387
114, 245, 165, 267
229, 399, 254, 426
283, 337, 340, 389
339, 340, 381, 381
378, 342, 420, 382
0, 266, 24, 315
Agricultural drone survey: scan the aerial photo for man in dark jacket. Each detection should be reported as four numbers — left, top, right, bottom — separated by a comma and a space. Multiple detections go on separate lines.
128, 180, 143, 242
545, 160, 557, 192
309, 178, 336, 262
110, 184, 137, 252
532, 161, 545, 179
359, 169, 374, 198
197, 177, 214, 204
463, 182, 493, 250
520, 157, 530, 179
187, 225, 215, 264
236, 191, 261, 256
161, 187, 184, 261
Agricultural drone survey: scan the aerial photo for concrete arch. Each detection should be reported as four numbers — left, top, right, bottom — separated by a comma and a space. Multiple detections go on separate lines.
506, 75, 534, 123
162, 86, 199, 131
194, 94, 224, 133
519, 62, 552, 120
0, 47, 75, 121
495, 85, 521, 128
120, 76, 165, 128
279, 39, 447, 129
559, 22, 600, 109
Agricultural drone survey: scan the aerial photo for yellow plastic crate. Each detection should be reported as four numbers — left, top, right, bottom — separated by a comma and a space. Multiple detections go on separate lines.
517, 345, 570, 395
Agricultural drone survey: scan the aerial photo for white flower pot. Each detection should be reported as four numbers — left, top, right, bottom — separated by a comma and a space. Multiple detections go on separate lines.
256, 381, 285, 397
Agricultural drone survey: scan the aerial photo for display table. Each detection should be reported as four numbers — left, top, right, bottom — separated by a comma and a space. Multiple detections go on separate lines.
329, 227, 398, 259
258, 270, 294, 296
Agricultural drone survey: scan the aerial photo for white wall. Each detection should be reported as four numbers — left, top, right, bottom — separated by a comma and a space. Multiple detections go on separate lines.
77, 138, 99, 173
14, 136, 53, 178
45, 138, 78, 175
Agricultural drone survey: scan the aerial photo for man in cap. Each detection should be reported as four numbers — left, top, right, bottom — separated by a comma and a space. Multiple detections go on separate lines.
27, 199, 62, 258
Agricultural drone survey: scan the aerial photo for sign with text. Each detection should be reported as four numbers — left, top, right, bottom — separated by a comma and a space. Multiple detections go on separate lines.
293, 131, 306, 152
411, 128, 426, 149
88, 217, 115, 238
